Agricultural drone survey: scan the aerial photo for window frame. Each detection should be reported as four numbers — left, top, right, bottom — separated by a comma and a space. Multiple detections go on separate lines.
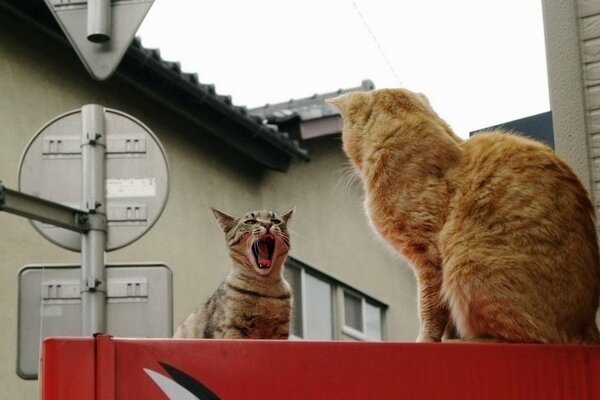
341, 289, 384, 341
286, 260, 335, 339
342, 289, 368, 339
285, 257, 387, 341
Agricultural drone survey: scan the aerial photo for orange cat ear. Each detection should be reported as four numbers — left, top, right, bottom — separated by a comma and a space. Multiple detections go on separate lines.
211, 207, 236, 233
280, 208, 294, 225
326, 94, 351, 114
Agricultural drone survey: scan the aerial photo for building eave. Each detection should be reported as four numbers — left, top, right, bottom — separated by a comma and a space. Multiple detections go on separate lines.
249, 80, 375, 141
0, 0, 309, 172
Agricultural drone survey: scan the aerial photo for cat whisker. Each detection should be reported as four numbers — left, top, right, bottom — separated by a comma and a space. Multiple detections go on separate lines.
272, 231, 290, 250
279, 236, 291, 252
333, 163, 354, 177
245, 235, 257, 250
287, 228, 311, 246
334, 164, 361, 196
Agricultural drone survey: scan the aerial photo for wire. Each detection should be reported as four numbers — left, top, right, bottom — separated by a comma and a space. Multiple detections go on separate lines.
351, 0, 403, 87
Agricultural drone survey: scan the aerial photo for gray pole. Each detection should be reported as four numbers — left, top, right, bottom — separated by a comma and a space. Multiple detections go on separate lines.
81, 104, 108, 335
87, 0, 111, 43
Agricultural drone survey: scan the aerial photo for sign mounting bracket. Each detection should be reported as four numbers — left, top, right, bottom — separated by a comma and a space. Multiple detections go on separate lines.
0, 182, 89, 233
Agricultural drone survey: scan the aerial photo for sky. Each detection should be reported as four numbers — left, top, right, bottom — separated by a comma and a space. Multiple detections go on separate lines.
137, 0, 550, 139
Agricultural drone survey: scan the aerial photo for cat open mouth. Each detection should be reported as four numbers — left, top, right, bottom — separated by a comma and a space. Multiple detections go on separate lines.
252, 234, 275, 274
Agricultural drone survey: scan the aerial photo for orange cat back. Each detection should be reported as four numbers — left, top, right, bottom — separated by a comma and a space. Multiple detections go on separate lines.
329, 88, 600, 343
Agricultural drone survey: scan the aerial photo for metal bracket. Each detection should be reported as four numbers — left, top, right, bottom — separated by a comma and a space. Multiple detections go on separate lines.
85, 132, 103, 145
0, 181, 89, 233
82, 105, 107, 147
85, 213, 108, 232
0, 182, 5, 208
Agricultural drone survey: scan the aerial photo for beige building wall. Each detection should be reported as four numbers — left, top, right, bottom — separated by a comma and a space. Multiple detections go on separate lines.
0, 7, 418, 398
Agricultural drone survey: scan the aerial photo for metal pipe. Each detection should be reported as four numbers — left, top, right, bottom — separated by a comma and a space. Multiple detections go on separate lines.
80, 104, 108, 336
82, 104, 106, 212
87, 0, 111, 43
81, 216, 107, 335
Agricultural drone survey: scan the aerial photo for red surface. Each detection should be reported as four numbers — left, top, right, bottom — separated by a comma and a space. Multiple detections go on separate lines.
42, 336, 600, 400
41, 337, 95, 400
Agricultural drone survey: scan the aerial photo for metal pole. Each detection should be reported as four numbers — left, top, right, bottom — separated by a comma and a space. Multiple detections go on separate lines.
81, 104, 108, 336
87, 0, 111, 43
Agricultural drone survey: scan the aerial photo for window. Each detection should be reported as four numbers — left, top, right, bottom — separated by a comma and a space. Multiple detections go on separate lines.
365, 301, 383, 339
342, 290, 384, 340
284, 261, 333, 339
344, 291, 363, 331
304, 273, 333, 339
286, 264, 303, 337
284, 257, 386, 340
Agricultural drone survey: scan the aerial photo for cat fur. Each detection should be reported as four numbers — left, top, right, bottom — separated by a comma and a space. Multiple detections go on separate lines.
174, 208, 293, 339
329, 88, 600, 343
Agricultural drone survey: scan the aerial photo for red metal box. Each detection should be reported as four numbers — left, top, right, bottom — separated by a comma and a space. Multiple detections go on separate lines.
42, 336, 600, 399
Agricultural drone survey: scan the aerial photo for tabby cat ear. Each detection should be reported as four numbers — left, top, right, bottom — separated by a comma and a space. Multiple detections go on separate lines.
211, 208, 236, 233
281, 208, 294, 225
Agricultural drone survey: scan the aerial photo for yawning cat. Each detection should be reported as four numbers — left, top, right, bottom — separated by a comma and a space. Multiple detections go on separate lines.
174, 208, 293, 339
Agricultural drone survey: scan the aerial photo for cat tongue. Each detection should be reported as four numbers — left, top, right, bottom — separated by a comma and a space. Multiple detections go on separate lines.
257, 240, 271, 268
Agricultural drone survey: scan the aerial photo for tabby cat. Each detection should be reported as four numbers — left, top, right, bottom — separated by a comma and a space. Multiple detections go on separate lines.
174, 208, 293, 339
328, 88, 600, 343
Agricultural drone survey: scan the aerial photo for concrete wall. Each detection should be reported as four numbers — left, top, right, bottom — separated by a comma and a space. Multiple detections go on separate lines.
0, 7, 418, 398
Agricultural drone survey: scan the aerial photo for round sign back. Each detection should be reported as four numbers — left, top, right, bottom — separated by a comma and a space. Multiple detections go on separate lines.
19, 107, 169, 251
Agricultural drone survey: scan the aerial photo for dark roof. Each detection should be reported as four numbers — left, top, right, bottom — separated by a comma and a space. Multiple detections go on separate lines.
250, 80, 375, 123
0, 0, 309, 171
471, 111, 554, 149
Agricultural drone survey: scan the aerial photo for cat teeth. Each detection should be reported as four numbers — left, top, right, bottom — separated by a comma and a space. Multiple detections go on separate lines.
259, 258, 271, 268
252, 234, 275, 273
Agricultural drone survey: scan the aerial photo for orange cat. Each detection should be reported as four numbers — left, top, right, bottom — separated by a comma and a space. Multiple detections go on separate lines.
328, 88, 600, 343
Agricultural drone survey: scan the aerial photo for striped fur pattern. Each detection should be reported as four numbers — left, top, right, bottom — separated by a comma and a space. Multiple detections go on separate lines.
329, 88, 600, 343
174, 208, 293, 339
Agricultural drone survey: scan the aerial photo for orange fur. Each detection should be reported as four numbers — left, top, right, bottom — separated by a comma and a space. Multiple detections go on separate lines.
329, 88, 600, 343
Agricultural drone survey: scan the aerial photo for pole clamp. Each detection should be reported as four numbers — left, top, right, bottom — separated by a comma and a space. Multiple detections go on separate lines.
80, 213, 107, 232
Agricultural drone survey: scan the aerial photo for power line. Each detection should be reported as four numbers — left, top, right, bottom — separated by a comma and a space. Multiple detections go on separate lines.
351, 0, 402, 87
